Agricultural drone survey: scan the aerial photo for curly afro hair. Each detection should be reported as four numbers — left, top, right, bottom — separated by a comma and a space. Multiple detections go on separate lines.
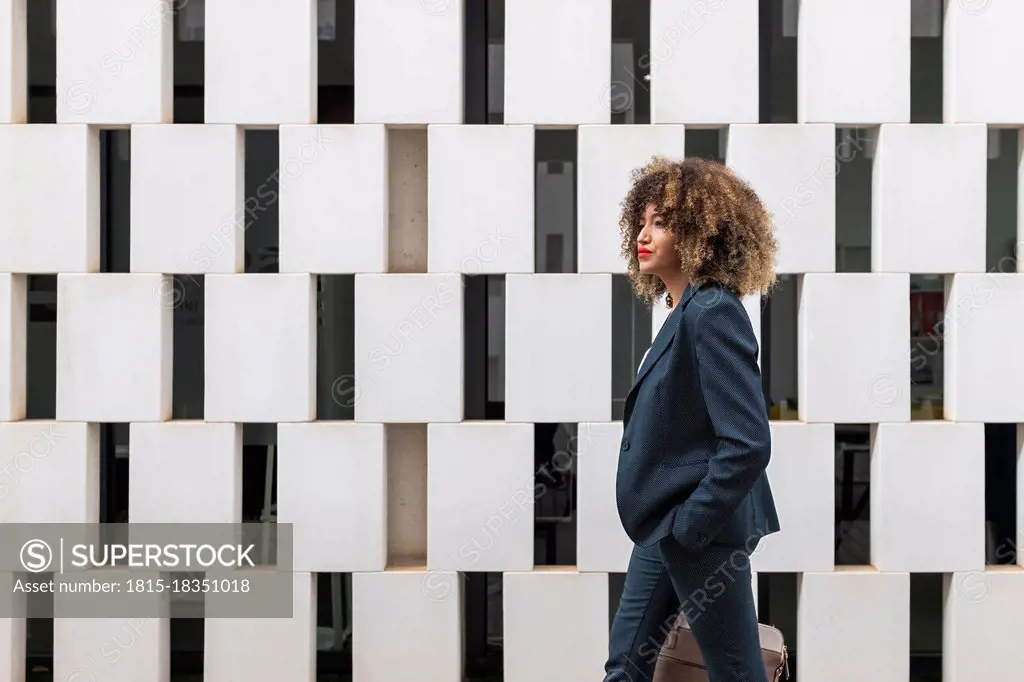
618, 155, 778, 306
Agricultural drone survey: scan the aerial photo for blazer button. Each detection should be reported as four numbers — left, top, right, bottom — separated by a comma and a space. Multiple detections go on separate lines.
621, 439, 630, 451
698, 534, 708, 544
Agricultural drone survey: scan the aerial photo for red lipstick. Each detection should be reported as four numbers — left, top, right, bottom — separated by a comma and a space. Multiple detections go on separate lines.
637, 247, 652, 259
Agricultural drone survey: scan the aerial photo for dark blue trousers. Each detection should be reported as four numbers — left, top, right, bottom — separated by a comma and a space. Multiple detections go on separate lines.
604, 537, 767, 682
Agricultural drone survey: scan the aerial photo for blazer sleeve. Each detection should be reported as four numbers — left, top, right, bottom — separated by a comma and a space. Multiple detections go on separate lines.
672, 295, 771, 552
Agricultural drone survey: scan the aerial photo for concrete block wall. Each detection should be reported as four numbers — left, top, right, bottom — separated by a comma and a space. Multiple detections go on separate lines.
2, 0, 1024, 680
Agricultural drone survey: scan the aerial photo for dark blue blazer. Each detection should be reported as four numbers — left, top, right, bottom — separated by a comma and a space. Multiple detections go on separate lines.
616, 282, 780, 554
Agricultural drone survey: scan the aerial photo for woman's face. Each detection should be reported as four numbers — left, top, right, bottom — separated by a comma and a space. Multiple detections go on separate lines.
636, 203, 679, 276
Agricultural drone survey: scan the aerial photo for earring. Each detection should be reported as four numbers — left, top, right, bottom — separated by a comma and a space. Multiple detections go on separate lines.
665, 292, 673, 308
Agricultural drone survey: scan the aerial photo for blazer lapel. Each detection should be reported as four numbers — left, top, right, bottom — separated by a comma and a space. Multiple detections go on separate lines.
623, 286, 699, 423
633, 310, 676, 387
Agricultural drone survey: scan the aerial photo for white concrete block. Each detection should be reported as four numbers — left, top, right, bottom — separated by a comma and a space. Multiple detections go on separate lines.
354, 0, 462, 124
872, 124, 987, 273
798, 274, 910, 423
797, 570, 910, 682
204, 274, 316, 422
944, 569, 1024, 680
54, 617, 169, 682
726, 124, 836, 273
871, 422, 985, 572
798, 0, 910, 124
204, 572, 316, 682
0, 422, 98, 523
577, 125, 686, 274
353, 570, 463, 682
427, 423, 534, 573
130, 124, 244, 274
505, 275, 612, 422
277, 422, 387, 572
944, 3, 1024, 124
204, 0, 316, 125
504, 0, 610, 125
279, 125, 388, 274
353, 274, 463, 423
56, 274, 172, 422
128, 422, 241, 524
55, 0, 173, 124
427, 125, 534, 274
0, 274, 25, 421
0, 611, 25, 682
650, 0, 759, 124
1020, 137, 1024, 276
0, 0, 27, 123
503, 571, 608, 682
576, 422, 632, 573
0, 125, 99, 273
944, 274, 1024, 422
751, 423, 834, 573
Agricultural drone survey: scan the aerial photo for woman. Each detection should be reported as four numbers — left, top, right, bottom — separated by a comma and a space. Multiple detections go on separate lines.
605, 156, 781, 682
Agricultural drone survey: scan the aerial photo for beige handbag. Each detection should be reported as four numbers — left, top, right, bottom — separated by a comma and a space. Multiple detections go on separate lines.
652, 613, 789, 681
